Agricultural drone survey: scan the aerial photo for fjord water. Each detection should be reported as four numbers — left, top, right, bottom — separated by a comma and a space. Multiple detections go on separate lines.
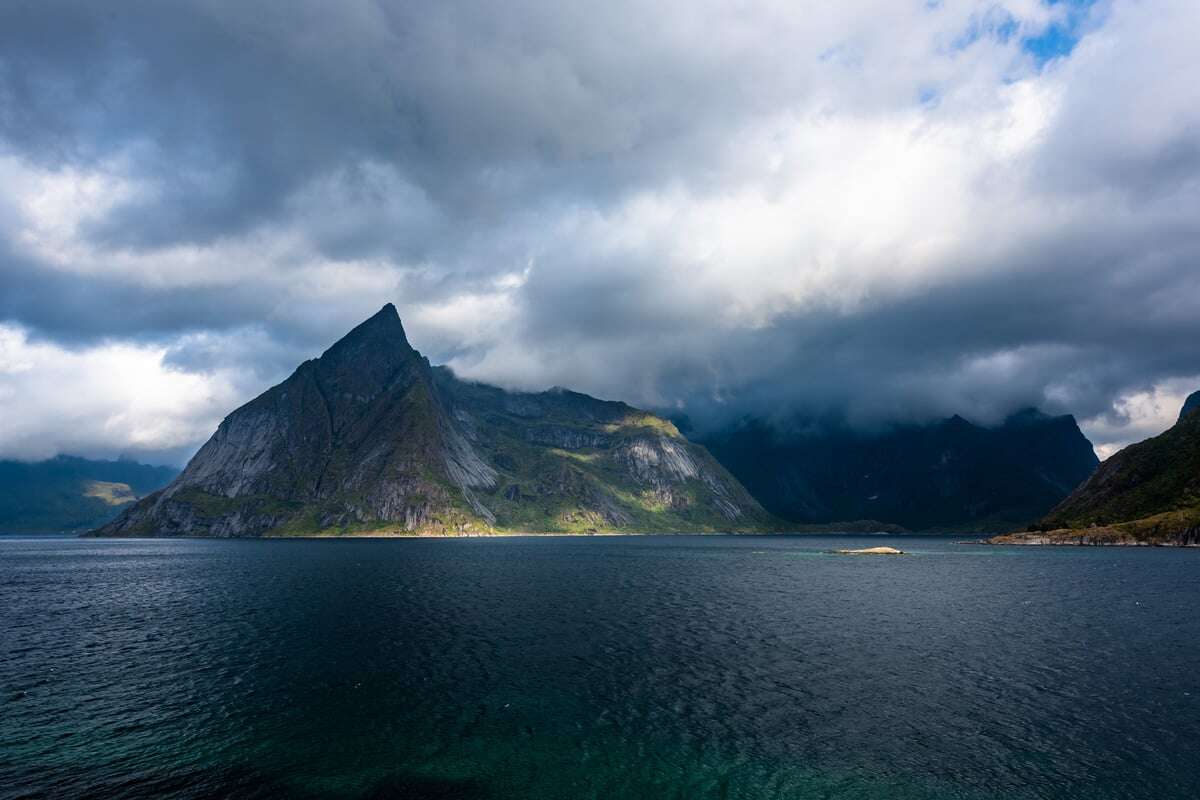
3, 536, 1198, 800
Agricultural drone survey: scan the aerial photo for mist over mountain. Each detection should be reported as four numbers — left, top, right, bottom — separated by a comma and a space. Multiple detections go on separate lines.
698, 409, 1099, 532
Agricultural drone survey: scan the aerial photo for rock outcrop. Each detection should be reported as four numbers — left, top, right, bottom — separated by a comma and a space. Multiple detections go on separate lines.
92, 305, 774, 537
835, 546, 905, 555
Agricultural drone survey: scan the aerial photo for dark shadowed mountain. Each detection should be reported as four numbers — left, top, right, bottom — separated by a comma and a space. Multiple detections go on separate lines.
698, 409, 1099, 532
993, 390, 1200, 545
0, 456, 178, 533
1180, 390, 1200, 423
93, 305, 774, 537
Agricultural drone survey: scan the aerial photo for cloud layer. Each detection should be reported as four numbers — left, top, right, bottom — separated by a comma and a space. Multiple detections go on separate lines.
1, 0, 1198, 463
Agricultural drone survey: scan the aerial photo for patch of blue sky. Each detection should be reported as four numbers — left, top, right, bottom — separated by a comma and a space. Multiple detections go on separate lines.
938, 0, 1101, 65
1022, 0, 1103, 66
919, 0, 1102, 104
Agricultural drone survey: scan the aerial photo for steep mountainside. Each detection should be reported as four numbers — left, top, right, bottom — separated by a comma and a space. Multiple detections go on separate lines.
93, 305, 774, 537
700, 409, 1099, 532
992, 392, 1200, 545
1180, 390, 1200, 422
0, 456, 177, 532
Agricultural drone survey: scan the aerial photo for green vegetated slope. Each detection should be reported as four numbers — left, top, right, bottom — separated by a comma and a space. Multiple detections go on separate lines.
992, 391, 1200, 546
0, 456, 177, 532
93, 305, 776, 537
431, 369, 771, 533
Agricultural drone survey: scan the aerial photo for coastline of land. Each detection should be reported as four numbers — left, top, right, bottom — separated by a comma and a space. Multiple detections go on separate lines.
82, 527, 947, 540
987, 509, 1200, 547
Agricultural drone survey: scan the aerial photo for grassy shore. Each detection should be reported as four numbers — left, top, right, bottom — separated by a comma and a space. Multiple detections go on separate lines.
989, 508, 1200, 546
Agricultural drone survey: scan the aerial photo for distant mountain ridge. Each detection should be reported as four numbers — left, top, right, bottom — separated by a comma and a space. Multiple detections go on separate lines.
993, 390, 1200, 546
699, 409, 1099, 532
93, 305, 774, 537
0, 456, 177, 533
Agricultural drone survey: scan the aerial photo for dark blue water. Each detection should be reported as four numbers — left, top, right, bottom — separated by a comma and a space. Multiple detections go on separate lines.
2, 535, 1199, 799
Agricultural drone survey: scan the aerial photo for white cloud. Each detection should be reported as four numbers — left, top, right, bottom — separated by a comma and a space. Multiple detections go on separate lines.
0, 324, 245, 463
1083, 376, 1200, 460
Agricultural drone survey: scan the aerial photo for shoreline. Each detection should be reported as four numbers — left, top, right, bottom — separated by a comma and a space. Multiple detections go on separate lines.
75, 529, 955, 541
982, 538, 1200, 548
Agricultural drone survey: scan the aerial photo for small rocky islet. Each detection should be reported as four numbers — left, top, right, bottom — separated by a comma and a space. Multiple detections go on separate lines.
835, 546, 906, 556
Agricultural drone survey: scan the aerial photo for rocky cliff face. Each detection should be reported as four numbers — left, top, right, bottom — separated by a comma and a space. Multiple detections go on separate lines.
93, 305, 773, 537
699, 409, 1100, 532
430, 372, 769, 532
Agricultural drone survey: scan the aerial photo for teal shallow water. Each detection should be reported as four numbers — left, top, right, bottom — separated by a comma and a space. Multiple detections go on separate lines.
2, 535, 1199, 799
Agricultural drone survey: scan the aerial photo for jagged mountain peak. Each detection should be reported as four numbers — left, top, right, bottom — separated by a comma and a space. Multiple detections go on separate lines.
320, 303, 413, 362
303, 303, 427, 413
941, 414, 975, 431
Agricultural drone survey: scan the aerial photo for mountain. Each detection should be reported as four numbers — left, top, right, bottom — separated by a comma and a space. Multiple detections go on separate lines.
92, 305, 774, 537
1180, 390, 1200, 422
992, 391, 1200, 546
698, 409, 1099, 532
0, 456, 177, 533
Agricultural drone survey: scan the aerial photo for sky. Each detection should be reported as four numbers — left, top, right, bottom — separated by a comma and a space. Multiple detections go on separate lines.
1, 0, 1198, 465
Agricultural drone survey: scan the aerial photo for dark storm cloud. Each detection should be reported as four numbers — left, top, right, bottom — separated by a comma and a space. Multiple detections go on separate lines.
0, 247, 261, 343
0, 1, 404, 245
508, 229, 1200, 432
1, 0, 1199, 461
0, 0, 798, 252
0, 0, 804, 342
